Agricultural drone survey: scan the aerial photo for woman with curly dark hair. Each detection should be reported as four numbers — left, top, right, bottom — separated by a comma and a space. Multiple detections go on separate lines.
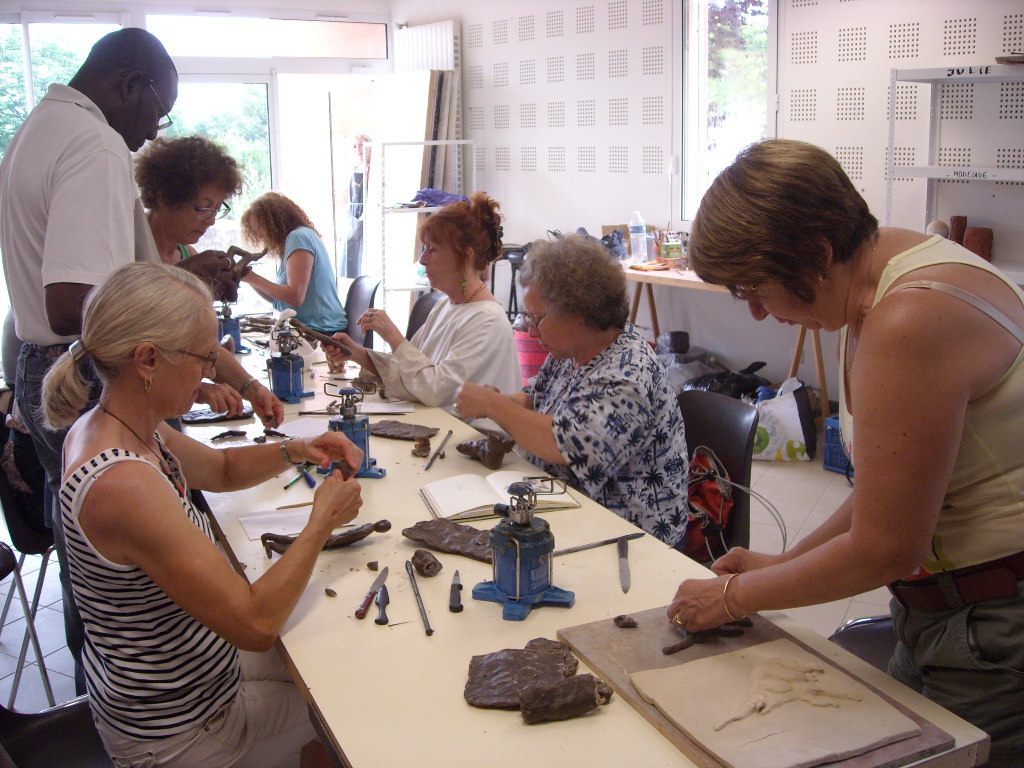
135, 135, 244, 265
240, 192, 347, 335
325, 191, 520, 407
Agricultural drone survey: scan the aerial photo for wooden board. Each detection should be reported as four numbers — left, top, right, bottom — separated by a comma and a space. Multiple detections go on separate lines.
558, 607, 953, 768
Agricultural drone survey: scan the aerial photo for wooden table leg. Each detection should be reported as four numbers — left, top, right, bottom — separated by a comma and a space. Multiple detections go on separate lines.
788, 325, 807, 379
811, 329, 831, 420
645, 284, 660, 338
630, 283, 643, 323
788, 326, 831, 421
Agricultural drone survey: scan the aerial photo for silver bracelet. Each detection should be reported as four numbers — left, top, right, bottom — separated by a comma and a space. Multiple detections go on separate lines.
237, 377, 258, 397
280, 439, 304, 466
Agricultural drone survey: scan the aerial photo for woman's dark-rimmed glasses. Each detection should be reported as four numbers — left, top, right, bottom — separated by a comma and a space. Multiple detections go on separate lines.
189, 201, 232, 221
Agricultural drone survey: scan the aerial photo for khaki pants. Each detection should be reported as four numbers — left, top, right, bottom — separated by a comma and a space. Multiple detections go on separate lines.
98, 649, 317, 768
889, 585, 1024, 768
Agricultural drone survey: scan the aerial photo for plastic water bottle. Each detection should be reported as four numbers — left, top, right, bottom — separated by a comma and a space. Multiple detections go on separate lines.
629, 211, 647, 263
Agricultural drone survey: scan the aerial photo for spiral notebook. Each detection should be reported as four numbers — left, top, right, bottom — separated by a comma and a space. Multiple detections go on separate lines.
419, 471, 580, 521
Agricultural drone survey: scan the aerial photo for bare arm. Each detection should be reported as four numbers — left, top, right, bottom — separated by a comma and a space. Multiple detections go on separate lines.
44, 283, 92, 337
670, 284, 1018, 629
159, 425, 362, 493
81, 463, 362, 651
242, 251, 314, 308
454, 384, 564, 464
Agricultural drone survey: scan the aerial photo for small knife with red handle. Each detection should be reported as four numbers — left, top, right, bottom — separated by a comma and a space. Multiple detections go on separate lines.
354, 566, 388, 619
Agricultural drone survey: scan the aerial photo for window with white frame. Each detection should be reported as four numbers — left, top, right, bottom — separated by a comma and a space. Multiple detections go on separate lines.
681, 0, 771, 219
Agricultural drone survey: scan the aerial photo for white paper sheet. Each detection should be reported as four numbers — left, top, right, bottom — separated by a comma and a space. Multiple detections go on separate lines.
238, 508, 313, 540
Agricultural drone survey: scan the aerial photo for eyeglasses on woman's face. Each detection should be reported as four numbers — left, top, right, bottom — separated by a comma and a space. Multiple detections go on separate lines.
189, 201, 232, 221
172, 347, 219, 371
522, 311, 549, 333
733, 284, 763, 303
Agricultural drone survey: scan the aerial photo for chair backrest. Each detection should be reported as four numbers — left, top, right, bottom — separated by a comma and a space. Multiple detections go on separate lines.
0, 694, 112, 767
406, 290, 444, 341
344, 275, 380, 348
0, 405, 52, 558
676, 389, 758, 552
828, 615, 897, 672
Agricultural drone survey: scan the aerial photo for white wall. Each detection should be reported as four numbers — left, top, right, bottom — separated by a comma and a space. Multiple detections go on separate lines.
388, 0, 1024, 403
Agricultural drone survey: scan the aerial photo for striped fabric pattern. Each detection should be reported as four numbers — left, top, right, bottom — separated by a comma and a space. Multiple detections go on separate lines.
60, 445, 240, 740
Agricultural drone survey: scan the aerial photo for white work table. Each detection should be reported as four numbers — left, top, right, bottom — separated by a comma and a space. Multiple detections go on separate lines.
188, 367, 987, 768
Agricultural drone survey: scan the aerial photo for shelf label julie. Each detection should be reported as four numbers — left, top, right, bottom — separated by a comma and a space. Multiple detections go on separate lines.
945, 65, 992, 77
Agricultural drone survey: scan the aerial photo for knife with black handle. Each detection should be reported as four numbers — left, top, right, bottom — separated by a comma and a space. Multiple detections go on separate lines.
449, 570, 463, 612
374, 584, 390, 625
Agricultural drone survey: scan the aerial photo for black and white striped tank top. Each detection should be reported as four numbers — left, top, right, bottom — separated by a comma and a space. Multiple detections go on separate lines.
60, 442, 240, 740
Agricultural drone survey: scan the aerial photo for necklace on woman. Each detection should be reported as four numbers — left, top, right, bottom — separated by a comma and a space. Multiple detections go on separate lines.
99, 403, 184, 495
461, 281, 487, 304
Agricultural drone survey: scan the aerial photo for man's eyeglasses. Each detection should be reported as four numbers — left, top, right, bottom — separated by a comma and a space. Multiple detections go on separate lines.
522, 311, 549, 333
147, 81, 174, 132
189, 201, 232, 221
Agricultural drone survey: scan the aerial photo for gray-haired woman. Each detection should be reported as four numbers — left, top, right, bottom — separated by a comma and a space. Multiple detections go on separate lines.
454, 233, 689, 547
43, 262, 361, 768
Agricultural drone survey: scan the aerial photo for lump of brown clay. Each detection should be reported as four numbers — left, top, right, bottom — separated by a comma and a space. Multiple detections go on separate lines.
613, 614, 638, 628
371, 420, 439, 441
402, 518, 492, 563
465, 639, 579, 709
520, 673, 614, 724
262, 519, 391, 558
411, 548, 443, 577
456, 432, 516, 470
411, 436, 431, 458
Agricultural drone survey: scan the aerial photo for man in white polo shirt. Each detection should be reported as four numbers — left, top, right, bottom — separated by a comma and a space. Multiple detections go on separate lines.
0, 28, 242, 692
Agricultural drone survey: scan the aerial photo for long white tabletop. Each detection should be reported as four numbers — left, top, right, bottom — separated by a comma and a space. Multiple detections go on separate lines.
189, 362, 987, 768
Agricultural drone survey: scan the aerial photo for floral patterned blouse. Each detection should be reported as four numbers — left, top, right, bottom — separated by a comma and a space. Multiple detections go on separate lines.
523, 323, 689, 547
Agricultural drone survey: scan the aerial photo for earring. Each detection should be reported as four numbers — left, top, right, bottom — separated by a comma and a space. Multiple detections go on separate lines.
144, 378, 152, 394
460, 276, 468, 297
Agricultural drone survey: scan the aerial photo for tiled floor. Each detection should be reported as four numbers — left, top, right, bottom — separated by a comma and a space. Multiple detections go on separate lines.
0, 451, 888, 716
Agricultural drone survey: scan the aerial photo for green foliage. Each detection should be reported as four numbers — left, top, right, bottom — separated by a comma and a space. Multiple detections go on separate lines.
0, 26, 91, 160
163, 85, 272, 218
0, 28, 29, 158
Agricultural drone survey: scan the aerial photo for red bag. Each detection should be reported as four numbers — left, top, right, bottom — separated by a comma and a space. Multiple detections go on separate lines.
684, 446, 733, 563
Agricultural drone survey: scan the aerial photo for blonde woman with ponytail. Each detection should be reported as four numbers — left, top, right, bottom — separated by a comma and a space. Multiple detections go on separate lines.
44, 262, 361, 768
325, 191, 521, 408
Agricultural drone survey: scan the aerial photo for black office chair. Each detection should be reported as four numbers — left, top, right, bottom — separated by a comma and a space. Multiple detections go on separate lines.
0, 693, 111, 767
406, 290, 444, 341
828, 615, 898, 672
676, 390, 759, 556
344, 275, 380, 348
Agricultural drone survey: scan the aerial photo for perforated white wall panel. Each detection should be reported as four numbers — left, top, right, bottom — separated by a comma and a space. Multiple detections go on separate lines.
450, 1, 675, 242
778, 0, 1024, 268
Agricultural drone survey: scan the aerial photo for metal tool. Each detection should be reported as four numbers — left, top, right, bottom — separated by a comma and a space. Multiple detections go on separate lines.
374, 584, 390, 625
266, 309, 314, 404
449, 570, 463, 612
617, 536, 631, 593
424, 429, 453, 470
552, 531, 644, 557
405, 560, 433, 636
323, 384, 386, 479
354, 567, 388, 620
472, 481, 574, 621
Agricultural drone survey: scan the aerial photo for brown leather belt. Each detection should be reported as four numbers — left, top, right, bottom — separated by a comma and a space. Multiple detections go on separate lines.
889, 550, 1024, 613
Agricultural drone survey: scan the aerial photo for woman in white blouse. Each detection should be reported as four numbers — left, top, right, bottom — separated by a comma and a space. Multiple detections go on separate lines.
328, 192, 521, 406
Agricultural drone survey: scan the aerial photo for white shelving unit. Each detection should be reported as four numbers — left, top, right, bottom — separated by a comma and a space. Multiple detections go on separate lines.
369, 139, 475, 327
885, 64, 1024, 283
